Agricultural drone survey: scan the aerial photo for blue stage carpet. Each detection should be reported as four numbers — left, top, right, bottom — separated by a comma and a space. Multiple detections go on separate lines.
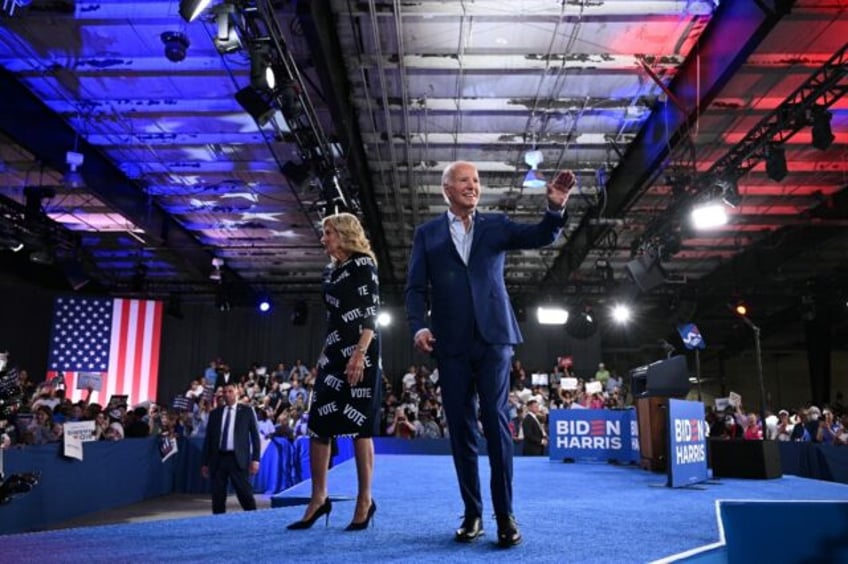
3, 455, 847, 563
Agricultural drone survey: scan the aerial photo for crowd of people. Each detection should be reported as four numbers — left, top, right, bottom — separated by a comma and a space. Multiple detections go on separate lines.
0, 353, 632, 455
2, 357, 846, 451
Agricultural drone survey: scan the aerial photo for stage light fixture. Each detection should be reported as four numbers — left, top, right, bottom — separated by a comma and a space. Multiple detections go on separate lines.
733, 301, 749, 317
611, 303, 632, 324
250, 44, 275, 91
179, 0, 213, 23
161, 31, 190, 63
565, 307, 597, 339
624, 249, 666, 293
377, 312, 392, 327
278, 81, 304, 121
536, 306, 568, 325
765, 145, 788, 182
811, 107, 835, 151
212, 2, 241, 54
522, 150, 546, 189
64, 150, 85, 189
690, 202, 728, 229
258, 298, 272, 313
235, 86, 276, 126
210, 257, 224, 281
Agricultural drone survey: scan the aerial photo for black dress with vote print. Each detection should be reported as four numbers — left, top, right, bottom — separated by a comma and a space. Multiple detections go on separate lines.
308, 252, 381, 438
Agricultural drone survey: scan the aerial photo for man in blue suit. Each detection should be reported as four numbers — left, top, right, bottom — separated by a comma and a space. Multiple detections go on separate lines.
406, 160, 572, 547
201, 382, 261, 514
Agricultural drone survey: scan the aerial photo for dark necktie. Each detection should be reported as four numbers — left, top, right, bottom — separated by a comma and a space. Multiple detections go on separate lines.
221, 407, 232, 450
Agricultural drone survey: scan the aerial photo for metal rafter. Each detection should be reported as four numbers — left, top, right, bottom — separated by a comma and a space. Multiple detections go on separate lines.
542, 0, 796, 286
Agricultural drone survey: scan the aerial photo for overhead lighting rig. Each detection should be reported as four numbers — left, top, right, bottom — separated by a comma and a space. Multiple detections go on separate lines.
182, 0, 360, 220
637, 41, 848, 254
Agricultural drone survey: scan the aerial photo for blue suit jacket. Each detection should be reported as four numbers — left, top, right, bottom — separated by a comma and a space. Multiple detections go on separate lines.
202, 403, 261, 471
405, 210, 565, 357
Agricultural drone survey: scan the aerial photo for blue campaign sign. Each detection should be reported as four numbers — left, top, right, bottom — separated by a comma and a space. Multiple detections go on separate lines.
667, 399, 709, 488
677, 323, 706, 350
548, 409, 637, 463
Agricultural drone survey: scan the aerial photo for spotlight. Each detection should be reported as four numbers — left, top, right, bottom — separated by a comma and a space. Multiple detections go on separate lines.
565, 307, 597, 339
161, 31, 190, 63
611, 303, 632, 324
522, 150, 546, 189
625, 249, 666, 293
733, 301, 749, 317
211, 2, 240, 54
258, 299, 271, 313
690, 202, 728, 229
536, 306, 568, 325
210, 257, 224, 281
179, 0, 213, 23
811, 107, 834, 151
377, 312, 392, 327
235, 86, 276, 126
765, 144, 787, 182
278, 81, 304, 121
250, 44, 275, 91
64, 150, 85, 189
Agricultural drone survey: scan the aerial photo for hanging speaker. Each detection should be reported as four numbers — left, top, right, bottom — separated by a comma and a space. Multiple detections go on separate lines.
625, 251, 666, 293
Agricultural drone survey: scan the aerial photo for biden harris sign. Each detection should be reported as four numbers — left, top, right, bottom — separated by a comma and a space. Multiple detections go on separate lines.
667, 399, 709, 488
548, 409, 639, 463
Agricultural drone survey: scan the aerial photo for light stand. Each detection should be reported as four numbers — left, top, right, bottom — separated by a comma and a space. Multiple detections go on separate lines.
694, 348, 703, 402
739, 315, 768, 439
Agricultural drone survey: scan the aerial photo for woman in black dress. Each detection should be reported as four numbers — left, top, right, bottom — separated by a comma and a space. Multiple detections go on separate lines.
287, 212, 381, 531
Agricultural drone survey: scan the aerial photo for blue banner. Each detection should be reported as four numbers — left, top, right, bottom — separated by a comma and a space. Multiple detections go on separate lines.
667, 399, 709, 488
548, 409, 639, 463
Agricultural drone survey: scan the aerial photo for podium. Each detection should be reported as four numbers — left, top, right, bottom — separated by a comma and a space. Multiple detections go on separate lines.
636, 397, 668, 472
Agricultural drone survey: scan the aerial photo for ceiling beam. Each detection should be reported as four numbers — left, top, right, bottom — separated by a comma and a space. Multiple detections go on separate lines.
0, 66, 254, 299
296, 0, 399, 295
543, 0, 796, 287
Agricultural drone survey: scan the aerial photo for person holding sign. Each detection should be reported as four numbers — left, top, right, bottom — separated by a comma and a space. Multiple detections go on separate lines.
406, 160, 572, 547
200, 382, 260, 514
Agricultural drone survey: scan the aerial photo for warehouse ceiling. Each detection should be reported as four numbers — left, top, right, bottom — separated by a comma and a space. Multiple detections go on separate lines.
0, 0, 846, 352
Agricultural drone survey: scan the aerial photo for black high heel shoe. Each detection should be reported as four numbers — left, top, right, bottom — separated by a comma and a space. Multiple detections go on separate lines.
344, 500, 376, 531
287, 498, 332, 530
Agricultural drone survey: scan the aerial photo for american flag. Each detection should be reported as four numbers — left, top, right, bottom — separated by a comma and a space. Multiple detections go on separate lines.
47, 296, 163, 405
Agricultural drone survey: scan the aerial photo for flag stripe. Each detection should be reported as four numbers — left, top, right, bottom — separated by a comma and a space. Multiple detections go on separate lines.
47, 296, 162, 407
147, 301, 163, 401
131, 300, 145, 405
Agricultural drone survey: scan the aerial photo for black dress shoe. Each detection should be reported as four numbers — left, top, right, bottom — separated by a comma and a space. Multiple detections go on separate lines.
495, 514, 522, 548
455, 516, 484, 542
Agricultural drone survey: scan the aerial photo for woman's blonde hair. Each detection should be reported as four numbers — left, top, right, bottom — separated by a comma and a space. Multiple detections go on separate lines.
322, 212, 377, 265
